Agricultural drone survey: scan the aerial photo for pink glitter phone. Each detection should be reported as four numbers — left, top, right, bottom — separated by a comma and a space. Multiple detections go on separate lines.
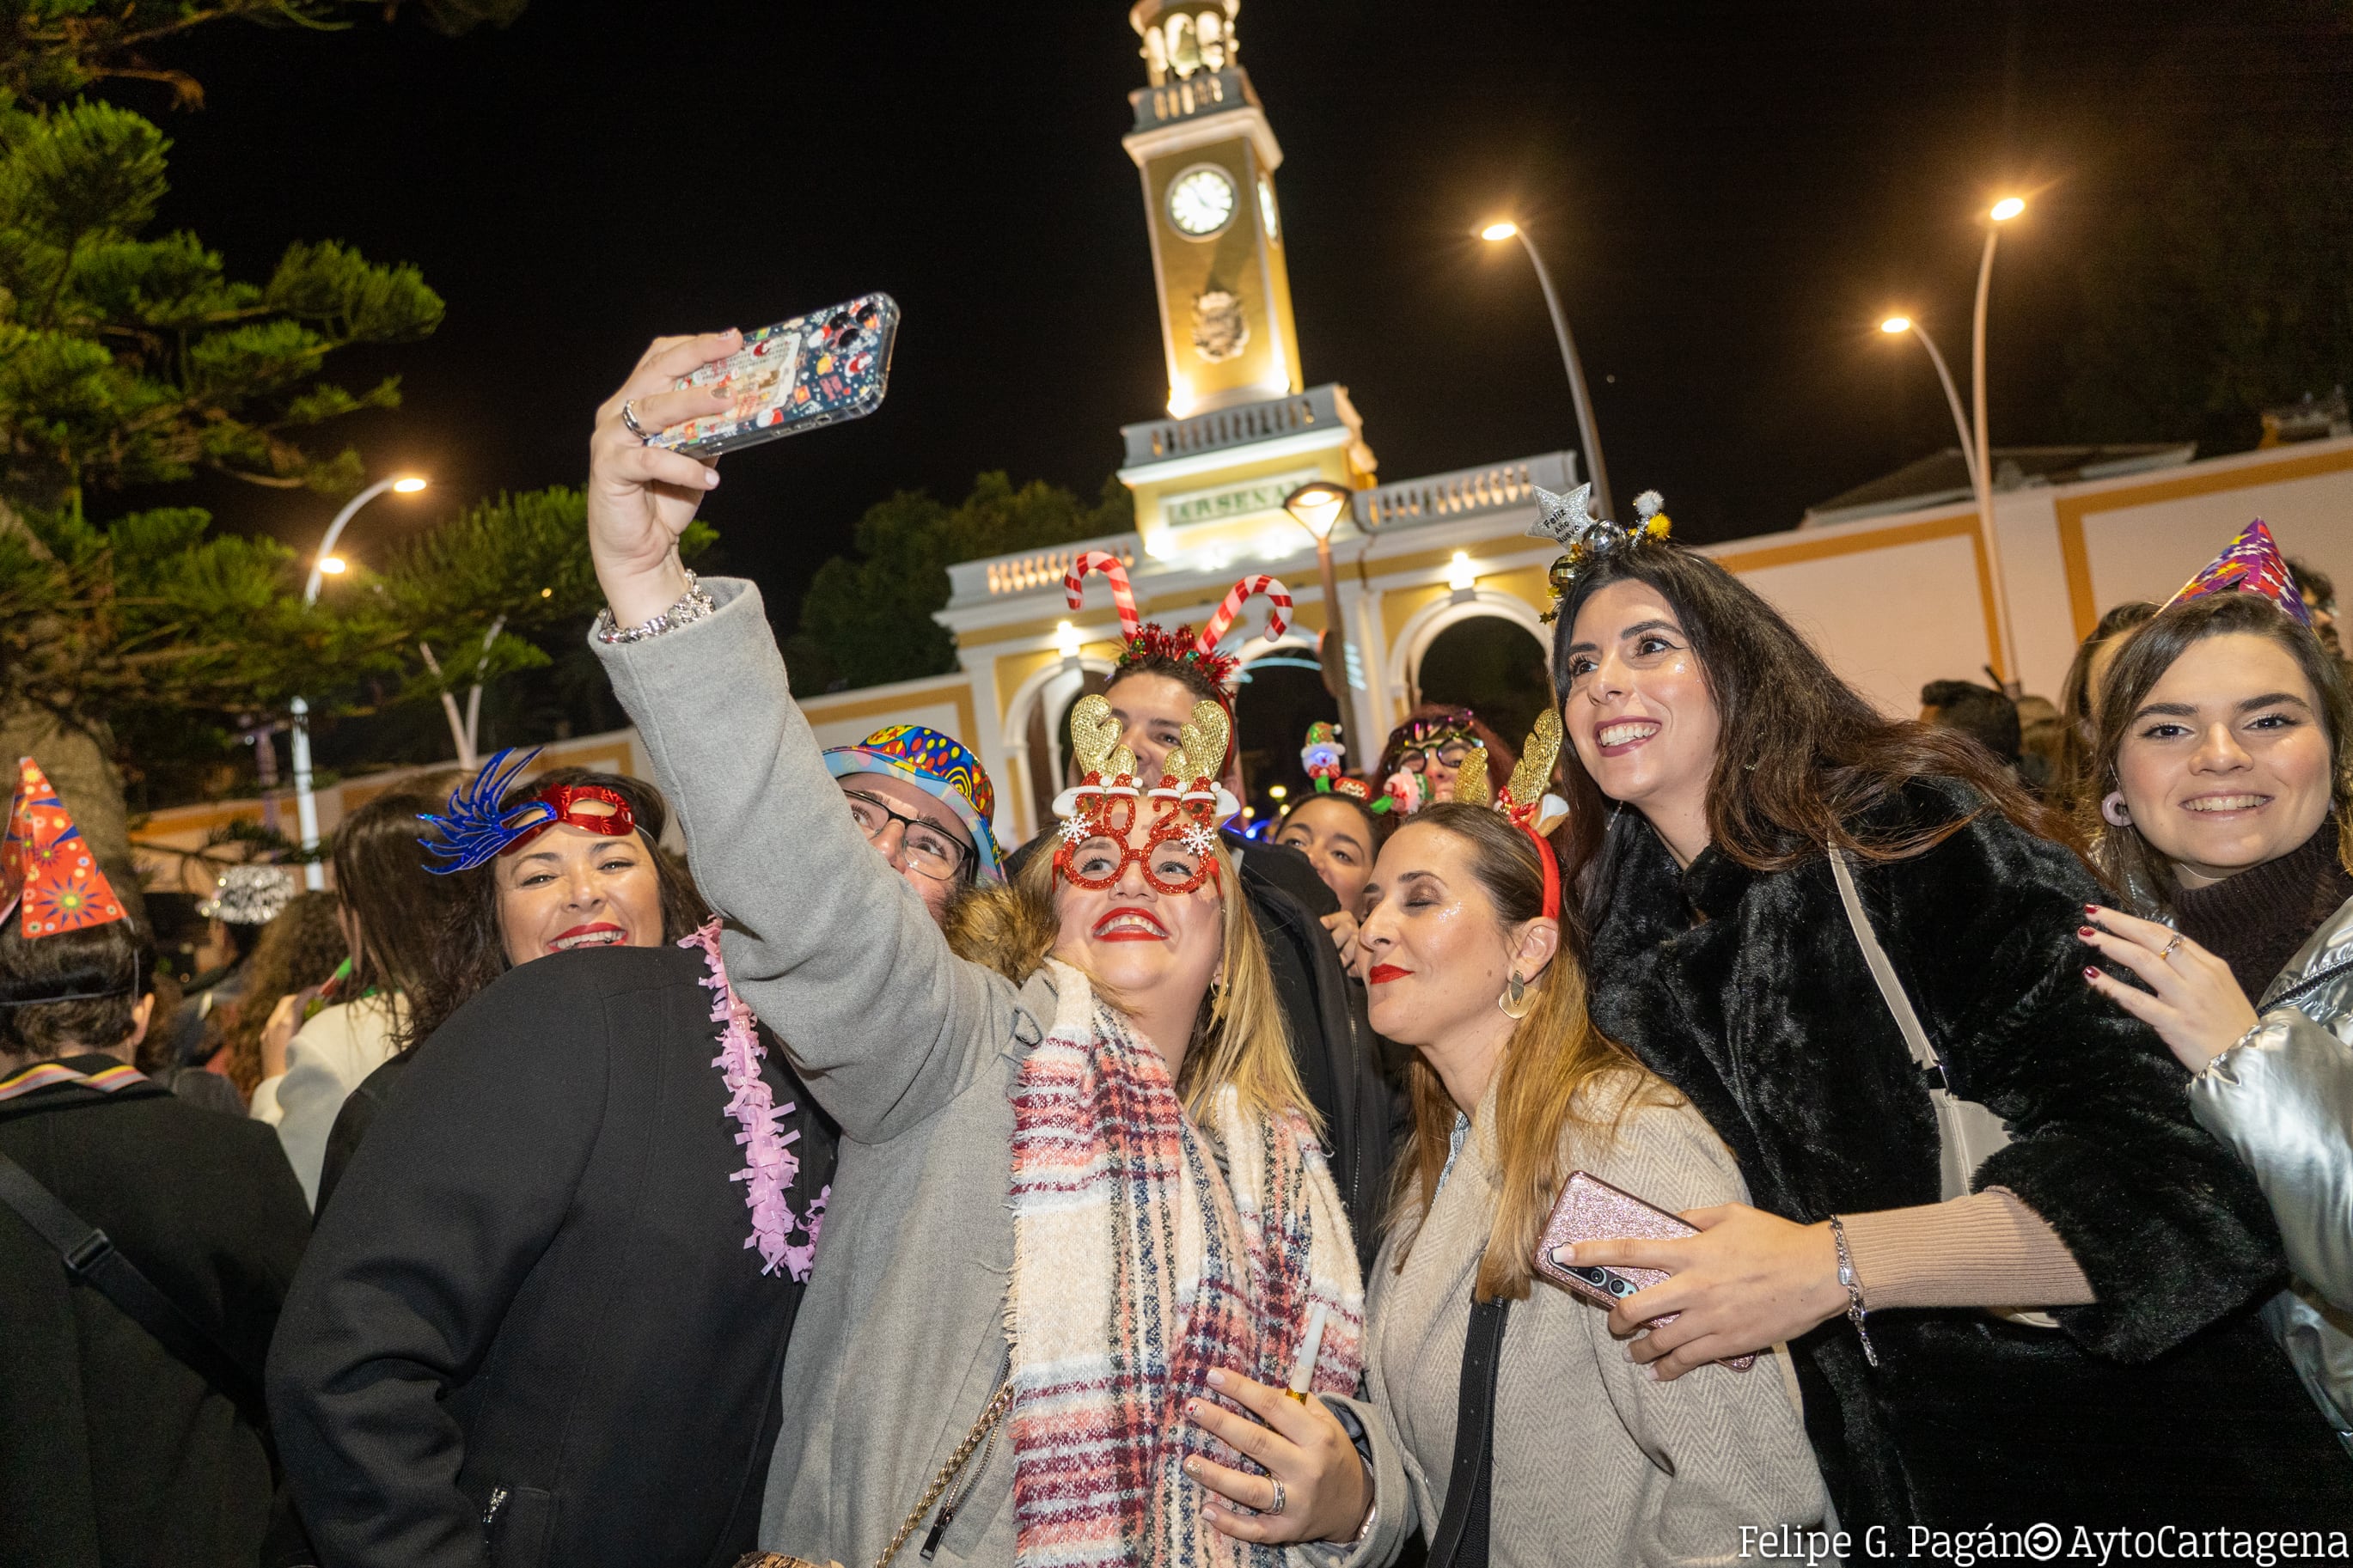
1536, 1170, 1756, 1371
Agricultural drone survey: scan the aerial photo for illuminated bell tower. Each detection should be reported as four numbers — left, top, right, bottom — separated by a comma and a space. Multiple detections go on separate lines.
1123, 0, 1304, 417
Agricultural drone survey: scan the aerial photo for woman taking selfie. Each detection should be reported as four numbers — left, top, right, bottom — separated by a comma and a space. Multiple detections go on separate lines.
579, 332, 1368, 1567
1260, 732, 1827, 1565
1536, 485, 2353, 1528
2075, 528, 2353, 1441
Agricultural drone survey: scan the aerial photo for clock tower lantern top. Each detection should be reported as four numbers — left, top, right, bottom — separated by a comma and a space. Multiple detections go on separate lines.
1128, 0, 1241, 86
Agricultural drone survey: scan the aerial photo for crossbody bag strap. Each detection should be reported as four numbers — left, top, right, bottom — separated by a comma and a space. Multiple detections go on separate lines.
0, 1150, 272, 1443
1827, 847, 1947, 1084
1424, 1293, 1508, 1568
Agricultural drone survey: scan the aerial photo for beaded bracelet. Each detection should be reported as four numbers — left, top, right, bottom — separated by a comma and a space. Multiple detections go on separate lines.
593, 568, 714, 645
1828, 1215, 1879, 1367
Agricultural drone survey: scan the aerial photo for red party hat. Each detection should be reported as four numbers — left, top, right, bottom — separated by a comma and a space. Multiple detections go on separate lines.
0, 759, 127, 937
2164, 520, 2313, 628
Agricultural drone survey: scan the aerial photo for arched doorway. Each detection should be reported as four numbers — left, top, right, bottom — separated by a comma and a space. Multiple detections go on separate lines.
1232, 649, 1340, 833
1413, 613, 1550, 750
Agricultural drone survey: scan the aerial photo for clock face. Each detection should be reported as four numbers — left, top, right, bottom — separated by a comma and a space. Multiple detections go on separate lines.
1257, 175, 1280, 242
1167, 166, 1238, 238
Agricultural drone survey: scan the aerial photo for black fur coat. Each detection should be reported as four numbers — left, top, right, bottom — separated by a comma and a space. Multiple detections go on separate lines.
1583, 779, 2353, 1529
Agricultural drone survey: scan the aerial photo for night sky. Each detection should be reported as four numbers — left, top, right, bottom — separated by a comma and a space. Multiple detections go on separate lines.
143, 0, 2350, 638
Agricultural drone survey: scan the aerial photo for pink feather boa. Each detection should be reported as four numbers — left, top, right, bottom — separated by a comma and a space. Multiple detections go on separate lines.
682, 920, 825, 1279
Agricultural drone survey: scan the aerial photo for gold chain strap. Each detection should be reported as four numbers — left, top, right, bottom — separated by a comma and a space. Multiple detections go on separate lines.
871, 1377, 1015, 1568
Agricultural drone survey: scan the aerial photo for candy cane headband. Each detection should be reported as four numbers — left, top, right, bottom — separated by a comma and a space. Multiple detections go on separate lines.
1066, 555, 1293, 700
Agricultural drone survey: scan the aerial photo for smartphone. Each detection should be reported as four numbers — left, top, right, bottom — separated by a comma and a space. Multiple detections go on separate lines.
1535, 1169, 1756, 1371
646, 292, 899, 456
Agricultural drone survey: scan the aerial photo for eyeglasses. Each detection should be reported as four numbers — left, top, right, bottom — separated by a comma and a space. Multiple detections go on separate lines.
843, 790, 972, 882
1057, 831, 1218, 895
1399, 743, 1476, 772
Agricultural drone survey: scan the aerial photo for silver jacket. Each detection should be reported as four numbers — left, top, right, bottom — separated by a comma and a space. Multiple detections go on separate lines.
2187, 893, 2353, 1441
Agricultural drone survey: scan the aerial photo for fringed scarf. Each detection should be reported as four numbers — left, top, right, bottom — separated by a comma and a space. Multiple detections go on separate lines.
1007, 961, 1364, 1568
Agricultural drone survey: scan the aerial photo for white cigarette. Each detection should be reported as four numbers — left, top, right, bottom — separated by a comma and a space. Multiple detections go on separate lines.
1287, 1302, 1331, 1398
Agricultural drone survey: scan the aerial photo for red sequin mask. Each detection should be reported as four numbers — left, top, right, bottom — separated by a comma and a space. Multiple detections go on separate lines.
501, 784, 637, 857
1050, 694, 1236, 896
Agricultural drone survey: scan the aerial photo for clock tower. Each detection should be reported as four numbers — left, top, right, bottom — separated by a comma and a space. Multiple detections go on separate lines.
1123, 1, 1304, 417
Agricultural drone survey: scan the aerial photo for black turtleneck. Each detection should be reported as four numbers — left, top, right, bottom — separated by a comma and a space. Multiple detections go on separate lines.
2173, 821, 2353, 1001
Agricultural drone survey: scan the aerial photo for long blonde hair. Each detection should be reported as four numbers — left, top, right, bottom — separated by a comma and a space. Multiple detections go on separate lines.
1389, 805, 1674, 1301
944, 840, 1318, 1133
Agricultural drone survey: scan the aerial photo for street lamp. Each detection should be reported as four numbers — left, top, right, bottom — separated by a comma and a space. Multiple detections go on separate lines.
1480, 218, 1615, 522
290, 474, 428, 888
1969, 196, 2026, 692
1283, 479, 1355, 705
1878, 315, 1981, 497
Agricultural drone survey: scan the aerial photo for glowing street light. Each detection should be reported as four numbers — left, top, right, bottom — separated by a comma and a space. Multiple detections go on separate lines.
1054, 619, 1083, 664
1479, 217, 1613, 520
1284, 479, 1357, 705
291, 473, 428, 888
1989, 196, 2026, 222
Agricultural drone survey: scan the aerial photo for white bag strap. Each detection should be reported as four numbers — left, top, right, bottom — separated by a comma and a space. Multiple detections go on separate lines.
1828, 846, 1944, 1080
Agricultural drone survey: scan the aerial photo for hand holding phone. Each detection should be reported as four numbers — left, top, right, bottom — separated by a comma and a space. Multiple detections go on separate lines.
645, 293, 899, 456
1534, 1170, 1757, 1371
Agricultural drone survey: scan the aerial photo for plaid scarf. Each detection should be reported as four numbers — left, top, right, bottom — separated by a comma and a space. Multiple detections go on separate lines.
1007, 961, 1365, 1567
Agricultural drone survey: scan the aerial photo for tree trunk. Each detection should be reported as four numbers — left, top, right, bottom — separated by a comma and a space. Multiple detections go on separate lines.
0, 698, 145, 924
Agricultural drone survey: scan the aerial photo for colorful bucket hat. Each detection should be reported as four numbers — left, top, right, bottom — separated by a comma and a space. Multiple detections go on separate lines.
823, 725, 1003, 883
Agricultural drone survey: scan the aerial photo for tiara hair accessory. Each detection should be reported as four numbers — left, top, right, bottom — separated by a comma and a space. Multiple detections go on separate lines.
2162, 520, 2312, 627
1452, 708, 1569, 920
1529, 484, 1672, 623
417, 748, 639, 874
197, 863, 298, 925
1051, 694, 1237, 894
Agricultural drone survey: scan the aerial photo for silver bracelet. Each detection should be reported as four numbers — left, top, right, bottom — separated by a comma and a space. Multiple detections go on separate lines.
1828, 1215, 1879, 1368
594, 568, 713, 644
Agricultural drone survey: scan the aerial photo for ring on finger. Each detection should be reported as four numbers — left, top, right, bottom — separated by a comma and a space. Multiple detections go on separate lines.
2160, 932, 2185, 961
1266, 1478, 1287, 1516
620, 399, 653, 442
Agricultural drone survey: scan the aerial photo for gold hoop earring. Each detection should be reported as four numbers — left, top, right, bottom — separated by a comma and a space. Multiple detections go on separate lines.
1498, 971, 1536, 1021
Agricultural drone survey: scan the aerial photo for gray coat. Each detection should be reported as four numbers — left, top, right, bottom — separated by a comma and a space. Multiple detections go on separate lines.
2188, 890, 2353, 1443
596, 577, 1052, 1565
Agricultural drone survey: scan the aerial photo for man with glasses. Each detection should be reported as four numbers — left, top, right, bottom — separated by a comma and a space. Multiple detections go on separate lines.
1376, 705, 1513, 808
822, 725, 1001, 921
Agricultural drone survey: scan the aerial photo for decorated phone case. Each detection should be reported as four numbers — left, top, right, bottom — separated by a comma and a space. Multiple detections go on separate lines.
1535, 1169, 1757, 1371
646, 292, 899, 456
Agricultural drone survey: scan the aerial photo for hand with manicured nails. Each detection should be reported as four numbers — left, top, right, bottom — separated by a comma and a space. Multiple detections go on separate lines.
2079, 904, 2258, 1073
1555, 1204, 1845, 1381
587, 330, 743, 626
1321, 908, 1362, 973
1183, 1367, 1371, 1546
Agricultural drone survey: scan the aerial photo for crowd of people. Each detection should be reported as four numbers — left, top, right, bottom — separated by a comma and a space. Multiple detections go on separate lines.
2, 326, 2350, 1568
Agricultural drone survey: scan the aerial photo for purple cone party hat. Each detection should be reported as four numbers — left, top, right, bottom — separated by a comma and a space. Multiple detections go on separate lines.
2164, 520, 2312, 628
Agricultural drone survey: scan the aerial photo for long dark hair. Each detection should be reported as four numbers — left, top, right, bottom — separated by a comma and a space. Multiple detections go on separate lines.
332, 782, 468, 1004
1549, 548, 2062, 908
2084, 591, 2353, 910
2052, 601, 2158, 815
399, 769, 708, 1050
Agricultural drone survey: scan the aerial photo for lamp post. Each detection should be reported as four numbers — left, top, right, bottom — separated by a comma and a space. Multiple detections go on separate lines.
1481, 220, 1615, 522
1282, 480, 1355, 706
1878, 315, 1980, 497
290, 475, 427, 888
1970, 197, 2026, 692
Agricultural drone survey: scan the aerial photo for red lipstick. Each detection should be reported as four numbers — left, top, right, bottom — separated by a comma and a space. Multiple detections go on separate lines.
1366, 964, 1409, 985
1091, 906, 1169, 942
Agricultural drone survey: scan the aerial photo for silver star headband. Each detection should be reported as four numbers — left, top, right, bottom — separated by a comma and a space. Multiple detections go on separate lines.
1530, 485, 1672, 621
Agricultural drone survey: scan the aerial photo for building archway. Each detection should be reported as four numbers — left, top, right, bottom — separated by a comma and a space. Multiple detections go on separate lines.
1393, 594, 1551, 751
1230, 634, 1338, 829
1002, 656, 1115, 841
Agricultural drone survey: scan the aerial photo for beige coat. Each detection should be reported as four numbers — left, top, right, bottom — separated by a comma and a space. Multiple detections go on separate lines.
1343, 1074, 1830, 1568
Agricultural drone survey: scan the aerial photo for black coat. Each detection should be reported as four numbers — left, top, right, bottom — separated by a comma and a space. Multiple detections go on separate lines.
1583, 782, 2353, 1529
267, 947, 837, 1568
0, 1058, 309, 1568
